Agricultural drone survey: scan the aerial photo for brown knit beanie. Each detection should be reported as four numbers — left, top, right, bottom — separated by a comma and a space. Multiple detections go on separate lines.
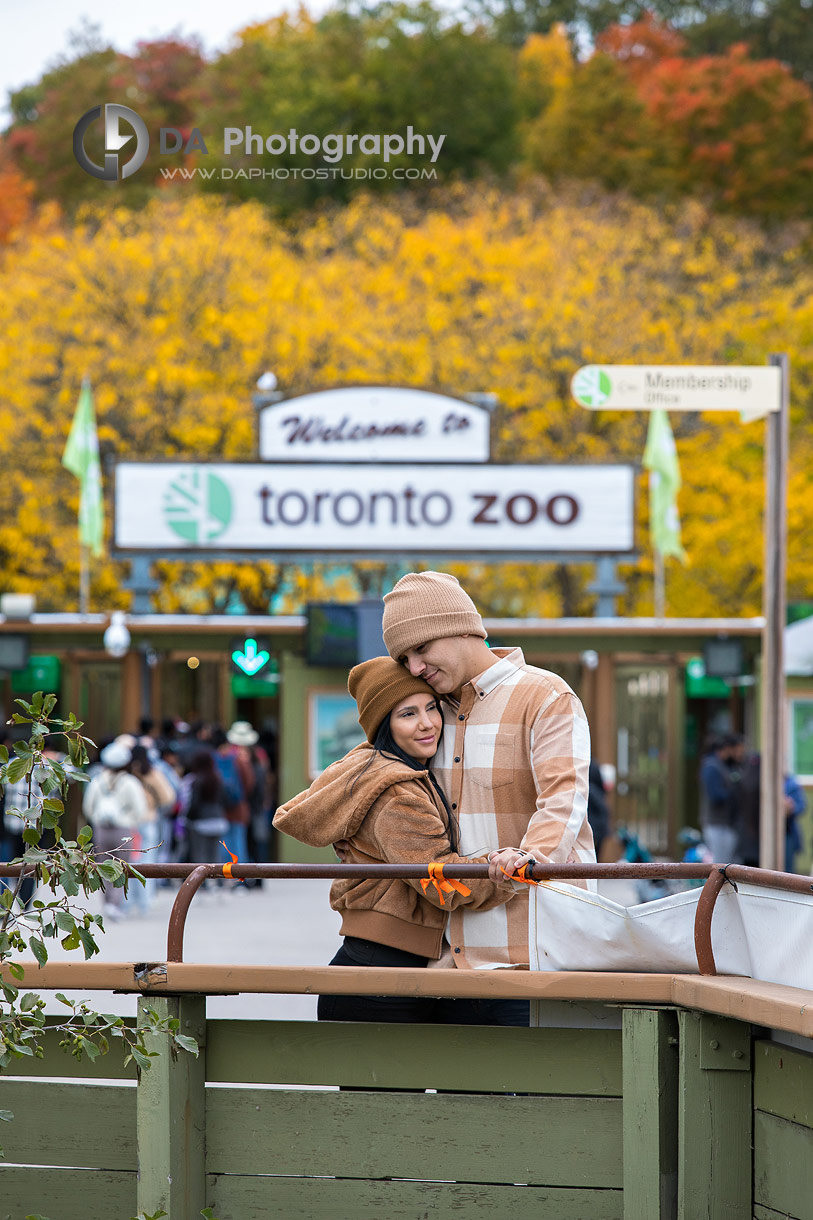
348, 657, 437, 742
382, 571, 487, 661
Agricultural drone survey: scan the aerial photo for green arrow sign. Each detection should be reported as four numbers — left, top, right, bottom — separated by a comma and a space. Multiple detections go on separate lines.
232, 638, 270, 676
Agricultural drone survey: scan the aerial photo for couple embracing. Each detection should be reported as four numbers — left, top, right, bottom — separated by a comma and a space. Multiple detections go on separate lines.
274, 571, 596, 1028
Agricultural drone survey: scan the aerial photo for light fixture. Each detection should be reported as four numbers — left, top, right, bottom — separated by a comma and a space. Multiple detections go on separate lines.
103, 611, 131, 659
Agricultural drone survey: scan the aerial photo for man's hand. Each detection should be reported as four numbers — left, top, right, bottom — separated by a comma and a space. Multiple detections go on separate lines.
488, 847, 535, 883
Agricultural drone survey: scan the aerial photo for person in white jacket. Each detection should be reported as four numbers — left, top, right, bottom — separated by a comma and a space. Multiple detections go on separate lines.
82, 741, 148, 919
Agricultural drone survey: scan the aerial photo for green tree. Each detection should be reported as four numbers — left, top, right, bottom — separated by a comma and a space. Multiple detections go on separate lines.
0, 694, 198, 1130
192, 2, 519, 210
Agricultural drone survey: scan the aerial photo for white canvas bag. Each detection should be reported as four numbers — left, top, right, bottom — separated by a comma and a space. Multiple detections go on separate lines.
528, 881, 752, 976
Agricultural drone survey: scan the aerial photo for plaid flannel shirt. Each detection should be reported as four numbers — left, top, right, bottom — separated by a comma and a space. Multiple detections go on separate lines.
432, 646, 595, 969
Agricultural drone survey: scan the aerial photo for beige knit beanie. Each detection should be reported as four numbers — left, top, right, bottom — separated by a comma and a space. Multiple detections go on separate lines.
382, 571, 487, 661
348, 657, 437, 742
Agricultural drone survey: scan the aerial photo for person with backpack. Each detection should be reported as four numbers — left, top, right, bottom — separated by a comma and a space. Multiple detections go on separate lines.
82, 741, 148, 920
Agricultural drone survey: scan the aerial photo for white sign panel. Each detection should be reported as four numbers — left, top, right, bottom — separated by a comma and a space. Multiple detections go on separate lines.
571, 365, 781, 417
258, 386, 490, 462
115, 463, 635, 553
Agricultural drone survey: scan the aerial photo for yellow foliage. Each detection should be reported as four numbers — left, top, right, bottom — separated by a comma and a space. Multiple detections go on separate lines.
0, 184, 811, 616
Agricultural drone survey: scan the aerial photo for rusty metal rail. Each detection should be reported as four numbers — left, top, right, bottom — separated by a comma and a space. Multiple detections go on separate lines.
2, 859, 812, 969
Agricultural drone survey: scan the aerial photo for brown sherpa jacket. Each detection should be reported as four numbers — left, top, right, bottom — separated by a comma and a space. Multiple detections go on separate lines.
273, 744, 512, 959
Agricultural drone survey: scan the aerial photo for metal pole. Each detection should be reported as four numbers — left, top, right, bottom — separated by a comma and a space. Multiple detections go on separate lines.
654, 548, 665, 619
759, 354, 789, 870
79, 543, 89, 615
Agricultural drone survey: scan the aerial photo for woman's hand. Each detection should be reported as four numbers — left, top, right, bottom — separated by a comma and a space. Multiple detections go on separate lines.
488, 847, 535, 883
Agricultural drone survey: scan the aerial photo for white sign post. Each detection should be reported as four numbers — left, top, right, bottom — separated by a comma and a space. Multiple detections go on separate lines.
571, 359, 789, 872
571, 364, 781, 419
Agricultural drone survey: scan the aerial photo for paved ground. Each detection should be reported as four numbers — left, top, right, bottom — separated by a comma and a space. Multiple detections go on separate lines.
25, 875, 639, 1020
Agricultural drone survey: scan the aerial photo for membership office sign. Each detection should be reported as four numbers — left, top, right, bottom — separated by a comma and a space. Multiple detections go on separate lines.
114, 463, 635, 554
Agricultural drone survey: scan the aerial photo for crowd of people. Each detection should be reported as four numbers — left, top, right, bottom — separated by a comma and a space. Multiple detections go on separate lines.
1, 716, 277, 921
700, 731, 806, 871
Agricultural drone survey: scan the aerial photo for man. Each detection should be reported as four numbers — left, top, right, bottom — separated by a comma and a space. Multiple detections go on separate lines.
382, 570, 595, 1016
699, 733, 742, 863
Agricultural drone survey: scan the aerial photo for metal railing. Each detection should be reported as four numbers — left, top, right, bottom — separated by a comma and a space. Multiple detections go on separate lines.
2, 858, 812, 971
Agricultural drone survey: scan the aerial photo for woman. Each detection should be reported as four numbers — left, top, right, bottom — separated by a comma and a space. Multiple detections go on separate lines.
129, 743, 176, 910
274, 656, 512, 1022
82, 741, 148, 920
180, 749, 230, 866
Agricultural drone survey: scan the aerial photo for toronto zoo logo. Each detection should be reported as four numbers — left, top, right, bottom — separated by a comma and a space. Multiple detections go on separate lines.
73, 103, 149, 180
162, 469, 233, 545
571, 366, 612, 409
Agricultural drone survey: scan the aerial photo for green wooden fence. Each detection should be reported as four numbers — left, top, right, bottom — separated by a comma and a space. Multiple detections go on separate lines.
2, 996, 813, 1220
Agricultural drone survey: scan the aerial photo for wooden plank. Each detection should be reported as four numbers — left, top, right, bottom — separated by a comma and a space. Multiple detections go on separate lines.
672, 975, 813, 1041
206, 1089, 623, 1187
136, 995, 206, 1219
206, 1174, 623, 1219
677, 1010, 752, 1220
0, 1080, 136, 1169
164, 963, 676, 1003
622, 1007, 678, 1220
0, 1023, 136, 1079
755, 1040, 813, 1129
0, 960, 141, 990
0, 1167, 136, 1218
754, 1111, 813, 1220
206, 1019, 622, 1094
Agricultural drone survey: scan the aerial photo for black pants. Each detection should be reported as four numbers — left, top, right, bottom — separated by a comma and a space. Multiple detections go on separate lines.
317, 937, 530, 1027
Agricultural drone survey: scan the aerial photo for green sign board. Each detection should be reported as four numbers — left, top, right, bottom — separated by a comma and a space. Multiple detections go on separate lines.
11, 654, 61, 694
685, 656, 730, 700
231, 671, 280, 699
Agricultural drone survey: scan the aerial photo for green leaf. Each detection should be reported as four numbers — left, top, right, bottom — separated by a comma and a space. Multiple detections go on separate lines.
97, 861, 123, 882
55, 993, 74, 1007
0, 745, 8, 763
5, 757, 29, 784
0, 889, 14, 910
42, 798, 64, 813
80, 1037, 100, 1062
76, 926, 99, 959
22, 827, 41, 847
54, 910, 75, 934
60, 930, 80, 952
28, 937, 48, 968
59, 864, 79, 897
19, 993, 39, 1013
129, 1046, 154, 1072
7, 963, 24, 981
77, 825, 93, 847
173, 1034, 199, 1057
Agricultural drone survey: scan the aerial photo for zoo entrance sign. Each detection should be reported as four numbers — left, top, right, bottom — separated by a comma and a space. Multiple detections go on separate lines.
114, 463, 634, 555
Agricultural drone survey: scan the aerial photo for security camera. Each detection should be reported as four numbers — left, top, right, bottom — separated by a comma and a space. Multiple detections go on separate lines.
256, 371, 278, 392
103, 610, 131, 659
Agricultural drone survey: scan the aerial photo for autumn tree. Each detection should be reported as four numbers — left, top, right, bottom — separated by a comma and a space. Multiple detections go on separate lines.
4, 31, 206, 210
634, 44, 813, 217
1, 186, 813, 616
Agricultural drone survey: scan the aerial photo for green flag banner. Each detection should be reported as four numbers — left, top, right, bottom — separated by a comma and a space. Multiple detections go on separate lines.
62, 378, 104, 557
642, 409, 686, 562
